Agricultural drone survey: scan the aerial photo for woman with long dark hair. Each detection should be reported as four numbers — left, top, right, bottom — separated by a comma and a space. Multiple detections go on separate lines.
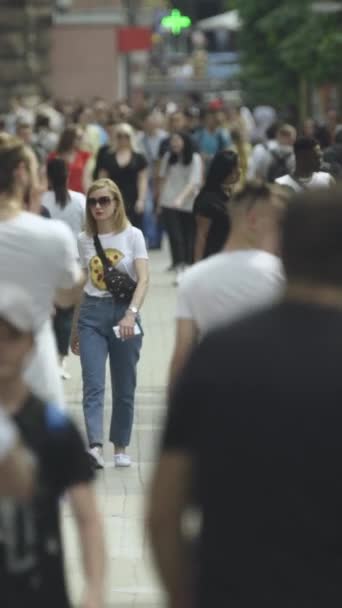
49, 125, 92, 193
159, 132, 202, 278
193, 150, 240, 261
42, 158, 86, 378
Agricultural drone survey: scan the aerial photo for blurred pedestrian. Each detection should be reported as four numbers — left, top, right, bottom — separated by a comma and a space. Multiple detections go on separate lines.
248, 124, 296, 182
94, 123, 148, 229
0, 284, 105, 608
72, 178, 149, 469
50, 125, 92, 193
276, 136, 335, 191
193, 108, 230, 168
42, 158, 86, 379
0, 138, 84, 406
170, 182, 286, 384
148, 186, 342, 608
193, 150, 240, 261
159, 132, 202, 279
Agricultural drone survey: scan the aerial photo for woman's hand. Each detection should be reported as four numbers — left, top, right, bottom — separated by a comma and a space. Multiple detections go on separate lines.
174, 196, 184, 209
71, 334, 80, 356
118, 313, 135, 341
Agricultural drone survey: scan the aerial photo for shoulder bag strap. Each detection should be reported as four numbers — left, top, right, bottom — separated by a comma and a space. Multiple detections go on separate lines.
93, 234, 111, 270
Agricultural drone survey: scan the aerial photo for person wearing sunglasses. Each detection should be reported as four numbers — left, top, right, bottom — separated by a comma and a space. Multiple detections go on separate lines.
71, 178, 149, 469
94, 123, 148, 230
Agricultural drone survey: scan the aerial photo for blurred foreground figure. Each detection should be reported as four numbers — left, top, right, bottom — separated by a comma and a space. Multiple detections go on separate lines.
0, 285, 105, 608
0, 407, 35, 500
149, 187, 342, 608
170, 182, 286, 385
0, 138, 84, 405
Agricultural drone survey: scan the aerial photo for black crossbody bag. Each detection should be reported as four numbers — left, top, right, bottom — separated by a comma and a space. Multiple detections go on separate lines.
93, 235, 137, 303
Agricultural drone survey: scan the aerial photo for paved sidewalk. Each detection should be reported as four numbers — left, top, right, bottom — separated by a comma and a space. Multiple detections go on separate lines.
62, 248, 176, 607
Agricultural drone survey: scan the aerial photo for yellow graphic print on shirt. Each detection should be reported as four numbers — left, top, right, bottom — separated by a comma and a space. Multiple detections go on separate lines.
89, 249, 124, 291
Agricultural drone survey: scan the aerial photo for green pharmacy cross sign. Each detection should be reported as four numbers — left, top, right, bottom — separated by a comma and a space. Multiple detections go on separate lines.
161, 9, 192, 35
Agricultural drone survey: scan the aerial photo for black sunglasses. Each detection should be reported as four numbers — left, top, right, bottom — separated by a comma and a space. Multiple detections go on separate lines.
87, 196, 113, 208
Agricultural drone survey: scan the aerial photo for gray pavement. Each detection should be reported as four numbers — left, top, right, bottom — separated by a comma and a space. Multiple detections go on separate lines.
62, 248, 176, 607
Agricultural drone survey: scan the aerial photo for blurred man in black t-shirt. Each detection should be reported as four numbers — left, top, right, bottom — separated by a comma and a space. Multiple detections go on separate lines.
0, 285, 105, 608
148, 187, 342, 608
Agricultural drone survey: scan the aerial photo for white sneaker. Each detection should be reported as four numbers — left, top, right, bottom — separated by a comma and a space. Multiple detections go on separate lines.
88, 447, 105, 469
114, 453, 131, 468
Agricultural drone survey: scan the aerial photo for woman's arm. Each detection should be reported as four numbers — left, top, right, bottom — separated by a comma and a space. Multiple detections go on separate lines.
194, 215, 212, 262
118, 259, 149, 340
135, 169, 148, 213
174, 155, 203, 209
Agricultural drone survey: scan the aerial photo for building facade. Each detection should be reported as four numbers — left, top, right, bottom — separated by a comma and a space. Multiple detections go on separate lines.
0, 0, 52, 110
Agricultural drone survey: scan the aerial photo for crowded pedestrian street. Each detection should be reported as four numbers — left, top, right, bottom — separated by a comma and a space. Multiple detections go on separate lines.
62, 247, 173, 608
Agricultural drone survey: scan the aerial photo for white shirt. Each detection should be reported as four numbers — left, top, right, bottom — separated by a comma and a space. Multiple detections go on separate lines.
248, 141, 295, 180
0, 212, 82, 405
275, 172, 334, 191
160, 153, 202, 212
41, 189, 86, 241
0, 409, 17, 461
78, 226, 148, 298
177, 250, 284, 336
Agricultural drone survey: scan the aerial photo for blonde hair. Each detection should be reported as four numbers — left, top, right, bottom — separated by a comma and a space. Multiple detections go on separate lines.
111, 122, 137, 152
85, 178, 129, 236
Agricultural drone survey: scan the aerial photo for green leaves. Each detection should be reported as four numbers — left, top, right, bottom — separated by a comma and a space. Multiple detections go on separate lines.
232, 0, 342, 108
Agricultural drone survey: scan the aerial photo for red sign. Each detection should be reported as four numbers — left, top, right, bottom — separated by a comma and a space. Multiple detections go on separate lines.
118, 27, 152, 53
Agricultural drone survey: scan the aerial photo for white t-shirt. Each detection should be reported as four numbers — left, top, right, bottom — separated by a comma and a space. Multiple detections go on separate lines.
0, 409, 17, 461
41, 189, 86, 241
159, 152, 202, 212
177, 250, 284, 336
275, 172, 334, 191
78, 226, 148, 298
0, 212, 82, 405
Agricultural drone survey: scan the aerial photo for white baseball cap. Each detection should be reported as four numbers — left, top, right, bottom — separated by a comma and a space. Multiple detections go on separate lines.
0, 284, 36, 334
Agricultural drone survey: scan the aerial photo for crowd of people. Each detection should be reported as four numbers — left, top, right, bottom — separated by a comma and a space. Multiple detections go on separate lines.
0, 91, 342, 607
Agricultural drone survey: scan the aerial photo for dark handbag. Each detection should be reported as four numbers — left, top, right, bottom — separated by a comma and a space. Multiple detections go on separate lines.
93, 235, 137, 302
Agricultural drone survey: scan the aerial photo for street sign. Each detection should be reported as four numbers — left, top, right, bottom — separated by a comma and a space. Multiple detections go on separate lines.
161, 9, 192, 35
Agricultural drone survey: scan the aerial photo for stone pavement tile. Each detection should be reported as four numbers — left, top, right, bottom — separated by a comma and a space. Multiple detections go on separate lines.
63, 249, 174, 607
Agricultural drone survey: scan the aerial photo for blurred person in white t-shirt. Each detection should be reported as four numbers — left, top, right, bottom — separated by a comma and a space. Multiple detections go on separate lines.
0, 138, 85, 406
169, 181, 288, 385
276, 136, 335, 192
42, 158, 86, 380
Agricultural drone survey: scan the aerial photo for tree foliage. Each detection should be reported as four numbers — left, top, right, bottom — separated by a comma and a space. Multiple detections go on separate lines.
231, 0, 342, 109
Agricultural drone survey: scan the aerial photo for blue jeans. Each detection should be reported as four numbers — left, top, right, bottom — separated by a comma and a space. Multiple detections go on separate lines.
78, 295, 143, 448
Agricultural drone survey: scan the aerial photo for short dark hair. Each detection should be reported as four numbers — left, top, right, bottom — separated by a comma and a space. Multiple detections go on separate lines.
282, 187, 342, 286
294, 136, 318, 156
230, 180, 288, 214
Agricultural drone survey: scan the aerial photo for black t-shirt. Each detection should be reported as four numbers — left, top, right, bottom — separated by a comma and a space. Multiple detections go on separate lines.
163, 301, 342, 607
193, 188, 230, 258
96, 149, 147, 211
0, 396, 93, 608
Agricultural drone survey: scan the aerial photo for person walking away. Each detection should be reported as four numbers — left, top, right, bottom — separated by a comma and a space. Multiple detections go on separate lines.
0, 284, 105, 608
193, 108, 231, 169
170, 181, 287, 384
248, 124, 296, 182
95, 123, 148, 229
276, 136, 335, 191
72, 178, 149, 469
148, 186, 342, 608
137, 112, 167, 248
193, 150, 240, 262
159, 132, 202, 281
42, 158, 86, 379
50, 125, 92, 194
0, 138, 84, 406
